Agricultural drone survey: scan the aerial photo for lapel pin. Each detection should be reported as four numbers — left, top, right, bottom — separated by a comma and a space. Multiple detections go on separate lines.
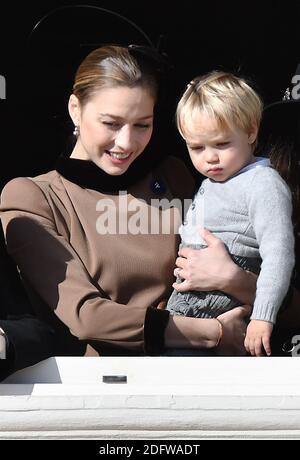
151, 179, 166, 195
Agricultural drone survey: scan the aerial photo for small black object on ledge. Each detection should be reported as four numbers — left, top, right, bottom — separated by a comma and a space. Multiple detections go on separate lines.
102, 375, 127, 384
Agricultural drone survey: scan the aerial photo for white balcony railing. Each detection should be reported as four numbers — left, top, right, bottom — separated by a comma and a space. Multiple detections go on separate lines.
1, 357, 300, 439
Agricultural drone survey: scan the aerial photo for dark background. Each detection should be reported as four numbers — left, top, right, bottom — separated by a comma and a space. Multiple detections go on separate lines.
0, 0, 299, 290
0, 0, 299, 185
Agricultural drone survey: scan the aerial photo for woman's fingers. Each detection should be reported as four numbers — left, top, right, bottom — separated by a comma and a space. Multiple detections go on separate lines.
216, 305, 251, 356
175, 256, 191, 274
198, 227, 220, 246
172, 279, 191, 292
177, 247, 193, 259
157, 300, 167, 310
174, 257, 188, 282
175, 256, 186, 269
176, 235, 234, 293
173, 266, 187, 278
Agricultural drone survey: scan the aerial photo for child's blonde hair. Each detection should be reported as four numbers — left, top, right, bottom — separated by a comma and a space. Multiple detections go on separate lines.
176, 71, 263, 145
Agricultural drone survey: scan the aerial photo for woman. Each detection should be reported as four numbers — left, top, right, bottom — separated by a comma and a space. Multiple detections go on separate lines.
0, 46, 255, 377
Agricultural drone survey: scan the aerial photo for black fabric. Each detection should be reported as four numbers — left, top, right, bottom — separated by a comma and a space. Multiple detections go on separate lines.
0, 225, 57, 380
0, 228, 35, 320
144, 306, 170, 355
0, 317, 56, 378
270, 286, 300, 357
0, 214, 90, 352
55, 146, 163, 193
0, 232, 86, 381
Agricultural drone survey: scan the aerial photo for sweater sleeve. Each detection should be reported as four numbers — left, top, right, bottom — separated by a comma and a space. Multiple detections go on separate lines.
0, 177, 169, 354
247, 168, 295, 323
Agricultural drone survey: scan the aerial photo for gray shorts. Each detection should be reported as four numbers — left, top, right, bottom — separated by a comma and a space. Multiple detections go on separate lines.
167, 243, 261, 319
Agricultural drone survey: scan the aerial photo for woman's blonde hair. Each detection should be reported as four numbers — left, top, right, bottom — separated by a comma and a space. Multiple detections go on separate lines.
73, 45, 159, 107
176, 71, 263, 144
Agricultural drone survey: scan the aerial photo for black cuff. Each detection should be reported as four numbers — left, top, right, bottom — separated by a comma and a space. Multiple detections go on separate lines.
144, 306, 170, 355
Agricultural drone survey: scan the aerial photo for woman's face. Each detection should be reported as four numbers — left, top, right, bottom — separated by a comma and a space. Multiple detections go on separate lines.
69, 86, 155, 175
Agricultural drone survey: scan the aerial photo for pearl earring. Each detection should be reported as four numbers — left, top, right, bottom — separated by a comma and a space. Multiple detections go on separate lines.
73, 125, 79, 136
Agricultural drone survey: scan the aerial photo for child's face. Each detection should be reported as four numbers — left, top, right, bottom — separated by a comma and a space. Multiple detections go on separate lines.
183, 114, 257, 182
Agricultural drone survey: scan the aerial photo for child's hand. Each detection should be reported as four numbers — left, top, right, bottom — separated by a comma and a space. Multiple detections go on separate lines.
244, 320, 273, 356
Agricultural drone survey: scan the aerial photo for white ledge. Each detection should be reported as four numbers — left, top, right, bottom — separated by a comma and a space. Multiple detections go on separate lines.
1, 357, 300, 439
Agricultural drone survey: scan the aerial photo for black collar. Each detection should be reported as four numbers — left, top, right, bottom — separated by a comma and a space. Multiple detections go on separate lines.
55, 148, 161, 193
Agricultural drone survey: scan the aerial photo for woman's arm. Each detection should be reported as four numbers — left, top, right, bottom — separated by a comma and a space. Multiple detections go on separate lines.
0, 178, 148, 352
164, 305, 251, 355
0, 179, 252, 357
173, 228, 257, 305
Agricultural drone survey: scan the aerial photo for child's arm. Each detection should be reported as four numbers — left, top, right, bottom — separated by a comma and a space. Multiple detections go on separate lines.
247, 168, 295, 355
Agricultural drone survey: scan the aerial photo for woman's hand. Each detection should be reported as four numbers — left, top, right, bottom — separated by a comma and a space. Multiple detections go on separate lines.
156, 300, 167, 310
173, 228, 257, 305
164, 304, 251, 353
173, 228, 238, 292
215, 305, 251, 356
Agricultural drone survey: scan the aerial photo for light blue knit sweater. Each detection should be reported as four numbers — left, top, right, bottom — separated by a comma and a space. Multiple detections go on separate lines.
180, 158, 295, 323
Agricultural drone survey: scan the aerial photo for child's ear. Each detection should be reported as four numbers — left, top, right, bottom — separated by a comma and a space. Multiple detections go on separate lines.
248, 125, 258, 145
